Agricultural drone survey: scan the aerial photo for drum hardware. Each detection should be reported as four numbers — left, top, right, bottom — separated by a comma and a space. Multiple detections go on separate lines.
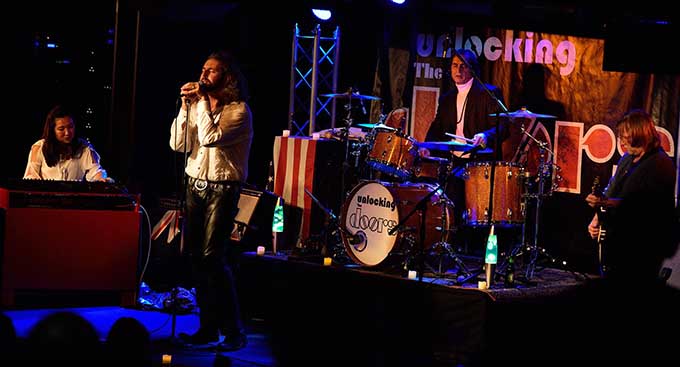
508, 121, 566, 279
385, 180, 469, 282
417, 140, 492, 155
303, 188, 352, 264
489, 107, 557, 120
356, 122, 396, 130
428, 219, 472, 281
322, 88, 380, 212
387, 184, 444, 281
524, 139, 560, 278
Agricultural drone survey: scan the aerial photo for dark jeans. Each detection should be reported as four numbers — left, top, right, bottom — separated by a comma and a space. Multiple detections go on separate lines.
185, 177, 243, 336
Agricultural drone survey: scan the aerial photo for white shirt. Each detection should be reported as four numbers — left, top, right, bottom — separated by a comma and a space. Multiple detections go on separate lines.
453, 78, 474, 157
23, 139, 108, 181
170, 99, 253, 182
454, 78, 473, 140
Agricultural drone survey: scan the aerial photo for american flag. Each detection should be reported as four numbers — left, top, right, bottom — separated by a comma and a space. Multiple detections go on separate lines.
273, 136, 319, 243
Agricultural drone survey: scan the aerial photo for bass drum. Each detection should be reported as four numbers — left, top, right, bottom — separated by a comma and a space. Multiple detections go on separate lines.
339, 181, 454, 267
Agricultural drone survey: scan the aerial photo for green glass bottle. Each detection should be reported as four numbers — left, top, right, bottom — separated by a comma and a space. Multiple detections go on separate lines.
504, 256, 516, 287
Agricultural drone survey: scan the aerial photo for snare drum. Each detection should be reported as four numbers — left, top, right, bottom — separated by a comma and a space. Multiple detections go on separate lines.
412, 156, 450, 182
340, 181, 454, 267
463, 161, 525, 226
365, 129, 417, 179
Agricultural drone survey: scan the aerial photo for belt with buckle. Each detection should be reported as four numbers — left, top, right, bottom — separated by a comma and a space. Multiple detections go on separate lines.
190, 177, 240, 192
193, 178, 208, 191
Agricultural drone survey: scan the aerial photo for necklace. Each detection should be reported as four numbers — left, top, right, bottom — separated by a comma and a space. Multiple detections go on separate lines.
456, 92, 469, 124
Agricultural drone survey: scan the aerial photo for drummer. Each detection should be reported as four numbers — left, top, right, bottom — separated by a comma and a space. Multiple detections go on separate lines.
423, 48, 507, 160
421, 48, 510, 252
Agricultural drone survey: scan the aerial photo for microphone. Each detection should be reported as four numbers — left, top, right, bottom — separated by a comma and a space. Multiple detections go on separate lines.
442, 33, 451, 58
346, 231, 366, 246
180, 80, 207, 97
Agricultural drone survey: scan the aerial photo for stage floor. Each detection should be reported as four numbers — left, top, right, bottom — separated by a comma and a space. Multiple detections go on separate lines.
237, 251, 597, 367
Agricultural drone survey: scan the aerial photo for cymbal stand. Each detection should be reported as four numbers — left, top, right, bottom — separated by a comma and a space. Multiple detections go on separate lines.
304, 188, 351, 264
523, 136, 559, 278
339, 91, 355, 211
389, 184, 444, 282
428, 194, 472, 280
422, 165, 471, 279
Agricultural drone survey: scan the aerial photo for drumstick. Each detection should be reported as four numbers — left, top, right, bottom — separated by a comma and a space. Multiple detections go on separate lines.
445, 132, 474, 144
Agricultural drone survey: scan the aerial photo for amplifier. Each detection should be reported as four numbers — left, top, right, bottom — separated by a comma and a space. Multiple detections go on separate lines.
231, 188, 278, 249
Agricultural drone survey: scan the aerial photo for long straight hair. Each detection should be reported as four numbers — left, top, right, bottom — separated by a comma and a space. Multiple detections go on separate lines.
41, 105, 88, 167
616, 109, 660, 153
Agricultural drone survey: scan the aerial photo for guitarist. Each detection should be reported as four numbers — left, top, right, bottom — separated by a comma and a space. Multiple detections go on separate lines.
585, 109, 677, 284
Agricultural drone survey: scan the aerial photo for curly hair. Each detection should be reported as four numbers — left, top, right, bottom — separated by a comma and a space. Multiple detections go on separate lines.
207, 50, 249, 103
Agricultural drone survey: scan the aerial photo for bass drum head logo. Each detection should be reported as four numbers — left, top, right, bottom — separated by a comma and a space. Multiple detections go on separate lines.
342, 182, 399, 266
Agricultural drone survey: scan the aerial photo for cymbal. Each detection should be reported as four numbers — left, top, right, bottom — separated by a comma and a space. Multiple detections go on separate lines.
321, 92, 381, 101
418, 140, 493, 154
356, 123, 395, 130
490, 108, 556, 119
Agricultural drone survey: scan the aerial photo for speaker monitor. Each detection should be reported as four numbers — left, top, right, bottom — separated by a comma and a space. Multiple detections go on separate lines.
231, 188, 278, 248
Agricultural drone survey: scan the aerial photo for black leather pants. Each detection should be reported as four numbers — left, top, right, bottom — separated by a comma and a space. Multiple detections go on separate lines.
185, 177, 243, 335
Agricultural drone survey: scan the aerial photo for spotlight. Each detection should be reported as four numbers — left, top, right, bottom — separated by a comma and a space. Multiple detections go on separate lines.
390, 0, 407, 4
312, 8, 332, 21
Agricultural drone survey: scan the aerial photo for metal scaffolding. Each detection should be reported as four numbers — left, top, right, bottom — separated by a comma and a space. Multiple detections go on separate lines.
288, 23, 341, 136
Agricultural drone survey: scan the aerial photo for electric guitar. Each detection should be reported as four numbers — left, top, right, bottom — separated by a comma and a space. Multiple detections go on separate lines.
591, 176, 607, 275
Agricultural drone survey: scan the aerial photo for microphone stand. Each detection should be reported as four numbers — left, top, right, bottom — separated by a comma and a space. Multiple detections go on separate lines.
449, 48, 509, 285
169, 98, 191, 344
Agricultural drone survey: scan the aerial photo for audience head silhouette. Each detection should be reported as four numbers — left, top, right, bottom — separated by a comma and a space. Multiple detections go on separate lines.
26, 311, 101, 366
106, 316, 152, 367
0, 312, 17, 357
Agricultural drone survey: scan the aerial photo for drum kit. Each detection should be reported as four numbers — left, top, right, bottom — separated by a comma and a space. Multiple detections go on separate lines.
312, 91, 560, 283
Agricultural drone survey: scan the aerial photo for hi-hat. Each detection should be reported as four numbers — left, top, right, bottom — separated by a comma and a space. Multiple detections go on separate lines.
490, 108, 556, 119
321, 92, 381, 101
356, 123, 395, 130
418, 141, 492, 153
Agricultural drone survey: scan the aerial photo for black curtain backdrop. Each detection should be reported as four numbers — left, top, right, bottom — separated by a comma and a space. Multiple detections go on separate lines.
4, 1, 678, 275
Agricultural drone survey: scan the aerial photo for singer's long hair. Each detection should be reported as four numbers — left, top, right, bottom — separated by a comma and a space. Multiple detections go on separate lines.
208, 50, 249, 103
41, 105, 89, 167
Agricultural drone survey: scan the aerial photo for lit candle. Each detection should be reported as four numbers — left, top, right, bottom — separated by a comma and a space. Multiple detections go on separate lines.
312, 133, 320, 140
256, 246, 265, 256
478, 281, 488, 290
323, 257, 332, 266
162, 354, 172, 366
407, 270, 417, 279
282, 129, 290, 137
